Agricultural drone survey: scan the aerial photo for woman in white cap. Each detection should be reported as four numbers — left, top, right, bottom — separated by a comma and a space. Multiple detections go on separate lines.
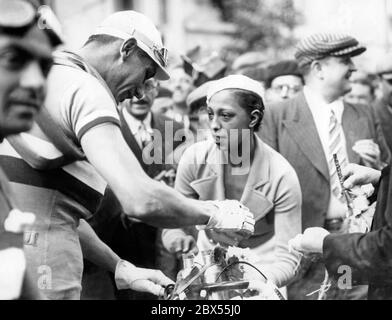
162, 75, 302, 291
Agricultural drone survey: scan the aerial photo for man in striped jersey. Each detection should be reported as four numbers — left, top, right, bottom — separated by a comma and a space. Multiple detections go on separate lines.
0, 0, 60, 299
0, 10, 254, 299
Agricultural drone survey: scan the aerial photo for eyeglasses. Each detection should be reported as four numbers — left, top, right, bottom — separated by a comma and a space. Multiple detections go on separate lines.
271, 84, 302, 94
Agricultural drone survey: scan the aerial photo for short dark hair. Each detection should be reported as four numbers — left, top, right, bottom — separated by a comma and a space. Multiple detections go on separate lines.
230, 89, 265, 131
83, 34, 122, 47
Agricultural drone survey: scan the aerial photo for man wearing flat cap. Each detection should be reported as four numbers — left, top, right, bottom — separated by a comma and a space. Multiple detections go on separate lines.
261, 33, 390, 299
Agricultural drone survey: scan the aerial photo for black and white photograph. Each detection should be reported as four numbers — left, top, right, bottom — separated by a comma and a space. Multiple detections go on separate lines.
0, 0, 391, 309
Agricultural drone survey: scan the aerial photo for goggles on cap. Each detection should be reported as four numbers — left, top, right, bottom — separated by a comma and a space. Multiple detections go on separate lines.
0, 0, 36, 28
133, 28, 168, 68
0, 0, 63, 46
96, 26, 168, 68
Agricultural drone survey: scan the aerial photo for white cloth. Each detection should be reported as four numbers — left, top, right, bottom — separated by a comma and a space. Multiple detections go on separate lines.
303, 86, 348, 219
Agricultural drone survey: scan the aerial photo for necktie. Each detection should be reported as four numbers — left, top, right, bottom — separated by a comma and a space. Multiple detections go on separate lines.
138, 122, 152, 149
328, 109, 348, 199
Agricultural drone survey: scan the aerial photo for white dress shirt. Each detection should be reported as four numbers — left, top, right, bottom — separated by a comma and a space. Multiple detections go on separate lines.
303, 86, 349, 219
122, 108, 153, 149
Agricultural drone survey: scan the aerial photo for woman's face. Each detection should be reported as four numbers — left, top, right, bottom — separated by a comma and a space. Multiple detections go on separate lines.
207, 90, 252, 149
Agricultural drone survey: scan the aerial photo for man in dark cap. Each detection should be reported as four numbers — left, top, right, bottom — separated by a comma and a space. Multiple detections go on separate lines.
0, 0, 60, 299
261, 33, 390, 299
265, 60, 304, 102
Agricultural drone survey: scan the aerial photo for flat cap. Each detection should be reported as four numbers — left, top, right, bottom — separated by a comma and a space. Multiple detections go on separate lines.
266, 60, 303, 86
295, 33, 366, 67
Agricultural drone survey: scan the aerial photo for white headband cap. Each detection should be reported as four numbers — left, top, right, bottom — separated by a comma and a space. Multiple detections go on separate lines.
207, 75, 265, 103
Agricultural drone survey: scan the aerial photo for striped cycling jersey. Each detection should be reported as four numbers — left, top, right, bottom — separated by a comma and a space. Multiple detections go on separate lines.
0, 51, 120, 218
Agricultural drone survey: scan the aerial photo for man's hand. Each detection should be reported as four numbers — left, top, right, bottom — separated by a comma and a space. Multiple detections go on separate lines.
197, 200, 255, 247
115, 260, 174, 297
288, 228, 330, 254
200, 200, 255, 236
153, 169, 176, 187
166, 235, 199, 256
342, 163, 381, 189
352, 139, 381, 169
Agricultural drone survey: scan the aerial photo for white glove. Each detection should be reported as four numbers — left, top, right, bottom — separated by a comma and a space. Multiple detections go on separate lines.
4, 209, 35, 233
0, 209, 35, 300
198, 200, 255, 235
288, 227, 330, 254
114, 260, 174, 297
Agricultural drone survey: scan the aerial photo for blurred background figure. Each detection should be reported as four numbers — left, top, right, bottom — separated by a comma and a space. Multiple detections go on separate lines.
344, 71, 377, 106
265, 60, 304, 103
186, 81, 214, 140
151, 86, 174, 117
164, 65, 195, 130
240, 65, 268, 91
231, 51, 267, 74
373, 54, 392, 154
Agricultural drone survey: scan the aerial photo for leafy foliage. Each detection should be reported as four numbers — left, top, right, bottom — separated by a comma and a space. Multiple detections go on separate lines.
210, 0, 303, 56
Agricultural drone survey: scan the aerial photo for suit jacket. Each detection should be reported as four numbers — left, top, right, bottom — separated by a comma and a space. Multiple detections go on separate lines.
118, 109, 184, 179
169, 135, 302, 287
323, 165, 392, 300
260, 91, 391, 230
373, 98, 392, 154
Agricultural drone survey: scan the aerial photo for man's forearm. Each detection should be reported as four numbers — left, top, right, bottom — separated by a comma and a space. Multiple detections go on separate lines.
123, 179, 212, 228
78, 219, 120, 273
323, 224, 392, 283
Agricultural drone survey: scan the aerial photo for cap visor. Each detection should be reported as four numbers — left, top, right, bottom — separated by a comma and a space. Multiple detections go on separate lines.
155, 64, 170, 81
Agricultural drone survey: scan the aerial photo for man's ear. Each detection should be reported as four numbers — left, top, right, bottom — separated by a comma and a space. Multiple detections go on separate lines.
120, 38, 138, 60
311, 60, 323, 79
249, 109, 262, 129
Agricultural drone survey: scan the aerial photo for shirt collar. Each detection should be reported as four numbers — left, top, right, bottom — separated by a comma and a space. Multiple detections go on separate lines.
122, 108, 152, 135
303, 86, 345, 123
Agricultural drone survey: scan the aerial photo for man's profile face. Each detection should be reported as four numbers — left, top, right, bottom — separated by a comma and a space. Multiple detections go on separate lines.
123, 78, 159, 119
0, 25, 53, 136
321, 56, 356, 99
114, 47, 157, 103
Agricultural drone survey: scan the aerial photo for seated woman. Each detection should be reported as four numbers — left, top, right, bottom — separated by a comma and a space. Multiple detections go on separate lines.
162, 75, 302, 288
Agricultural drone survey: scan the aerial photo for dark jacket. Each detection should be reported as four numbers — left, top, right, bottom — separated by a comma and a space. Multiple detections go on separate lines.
323, 165, 392, 300
373, 99, 392, 154
118, 109, 184, 178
